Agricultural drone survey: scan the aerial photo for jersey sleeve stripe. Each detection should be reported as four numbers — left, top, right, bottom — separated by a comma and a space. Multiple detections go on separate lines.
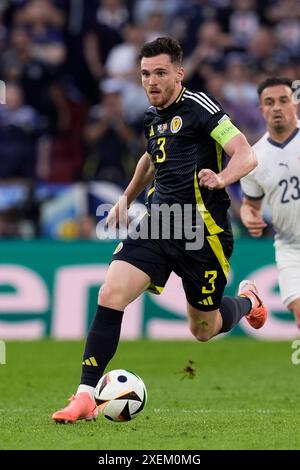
184, 90, 217, 113
183, 93, 214, 114
199, 92, 220, 112
184, 90, 220, 113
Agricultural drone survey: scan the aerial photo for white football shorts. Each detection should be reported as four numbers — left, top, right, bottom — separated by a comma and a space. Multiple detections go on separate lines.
275, 242, 300, 306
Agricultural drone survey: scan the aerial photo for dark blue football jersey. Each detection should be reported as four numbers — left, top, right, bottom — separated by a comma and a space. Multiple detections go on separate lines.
143, 87, 232, 231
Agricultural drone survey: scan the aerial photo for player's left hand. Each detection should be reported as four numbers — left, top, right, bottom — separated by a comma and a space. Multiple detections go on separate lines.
198, 169, 225, 190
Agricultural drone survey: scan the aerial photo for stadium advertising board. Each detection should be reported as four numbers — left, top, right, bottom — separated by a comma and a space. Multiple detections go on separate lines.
0, 240, 298, 340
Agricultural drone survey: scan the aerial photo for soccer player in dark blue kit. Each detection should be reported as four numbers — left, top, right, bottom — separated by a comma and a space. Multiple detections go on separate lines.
53, 37, 267, 423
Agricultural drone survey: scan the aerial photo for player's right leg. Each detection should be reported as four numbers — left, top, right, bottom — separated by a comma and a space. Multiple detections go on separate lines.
98, 260, 151, 310
52, 260, 150, 423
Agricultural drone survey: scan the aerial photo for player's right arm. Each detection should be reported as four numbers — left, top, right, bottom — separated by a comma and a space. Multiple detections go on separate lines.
106, 152, 154, 227
123, 151, 154, 205
240, 197, 267, 238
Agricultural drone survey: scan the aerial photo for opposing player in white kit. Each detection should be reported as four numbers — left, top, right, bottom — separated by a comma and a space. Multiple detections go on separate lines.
240, 77, 300, 328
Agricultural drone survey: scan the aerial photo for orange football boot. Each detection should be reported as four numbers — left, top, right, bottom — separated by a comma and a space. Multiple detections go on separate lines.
52, 392, 98, 424
238, 280, 267, 329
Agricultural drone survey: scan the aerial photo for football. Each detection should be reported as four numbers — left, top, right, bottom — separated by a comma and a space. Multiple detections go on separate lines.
94, 369, 147, 421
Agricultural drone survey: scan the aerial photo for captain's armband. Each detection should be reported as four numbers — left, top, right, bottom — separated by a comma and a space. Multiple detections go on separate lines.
210, 118, 241, 147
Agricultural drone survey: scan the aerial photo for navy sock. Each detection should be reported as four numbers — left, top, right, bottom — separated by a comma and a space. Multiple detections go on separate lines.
219, 296, 251, 333
81, 305, 123, 387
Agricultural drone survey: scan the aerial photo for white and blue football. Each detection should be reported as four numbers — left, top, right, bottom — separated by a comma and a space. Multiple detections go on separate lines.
94, 369, 147, 422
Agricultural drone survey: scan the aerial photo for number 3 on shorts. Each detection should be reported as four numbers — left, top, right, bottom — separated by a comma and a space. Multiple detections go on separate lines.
202, 270, 217, 294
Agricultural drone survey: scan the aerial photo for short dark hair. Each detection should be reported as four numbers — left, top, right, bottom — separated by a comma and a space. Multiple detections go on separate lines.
257, 77, 293, 97
139, 37, 183, 65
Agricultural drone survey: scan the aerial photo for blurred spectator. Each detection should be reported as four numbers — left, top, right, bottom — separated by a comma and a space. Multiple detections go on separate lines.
14, 0, 66, 68
223, 53, 257, 105
0, 5, 8, 55
105, 22, 145, 79
273, 16, 300, 66
1, 26, 69, 135
1, 26, 32, 81
184, 20, 230, 86
247, 27, 278, 73
0, 209, 21, 238
59, 0, 100, 103
96, 0, 129, 30
83, 13, 122, 83
142, 10, 168, 42
0, 82, 42, 180
228, 0, 260, 49
117, 64, 149, 131
133, 0, 164, 24
265, 0, 300, 23
45, 94, 87, 182
83, 81, 136, 186
77, 215, 97, 239
206, 70, 265, 144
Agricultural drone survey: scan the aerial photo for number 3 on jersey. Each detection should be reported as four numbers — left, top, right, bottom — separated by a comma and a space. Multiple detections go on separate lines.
155, 137, 166, 163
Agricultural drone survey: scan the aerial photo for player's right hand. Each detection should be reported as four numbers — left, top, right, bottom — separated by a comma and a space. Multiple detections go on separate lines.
106, 197, 129, 229
240, 205, 267, 238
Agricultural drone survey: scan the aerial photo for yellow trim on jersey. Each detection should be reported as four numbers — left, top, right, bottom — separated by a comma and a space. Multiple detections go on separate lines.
147, 283, 164, 295
147, 186, 155, 197
210, 119, 241, 147
215, 142, 223, 173
206, 235, 230, 278
194, 172, 223, 236
194, 171, 229, 278
175, 87, 186, 103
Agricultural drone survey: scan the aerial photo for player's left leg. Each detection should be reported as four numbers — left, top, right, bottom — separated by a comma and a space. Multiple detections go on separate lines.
187, 303, 222, 341
187, 293, 257, 342
287, 298, 300, 329
180, 229, 266, 340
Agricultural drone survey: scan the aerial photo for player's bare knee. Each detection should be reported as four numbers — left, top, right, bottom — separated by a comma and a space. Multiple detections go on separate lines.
194, 330, 213, 342
189, 325, 213, 342
98, 282, 125, 309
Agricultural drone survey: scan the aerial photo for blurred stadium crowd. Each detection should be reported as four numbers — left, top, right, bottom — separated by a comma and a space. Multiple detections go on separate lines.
0, 0, 300, 239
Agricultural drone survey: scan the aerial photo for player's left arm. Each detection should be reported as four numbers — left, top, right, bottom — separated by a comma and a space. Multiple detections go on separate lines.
199, 121, 257, 190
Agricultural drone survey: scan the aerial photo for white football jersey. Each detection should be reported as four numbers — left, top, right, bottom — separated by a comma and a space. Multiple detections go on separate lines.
241, 127, 300, 244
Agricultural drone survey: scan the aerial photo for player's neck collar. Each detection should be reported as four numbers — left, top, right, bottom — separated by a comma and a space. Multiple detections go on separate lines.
156, 87, 185, 115
267, 127, 299, 149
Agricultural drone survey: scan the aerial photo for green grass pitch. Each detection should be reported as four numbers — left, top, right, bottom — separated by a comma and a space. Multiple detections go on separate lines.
0, 338, 300, 450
